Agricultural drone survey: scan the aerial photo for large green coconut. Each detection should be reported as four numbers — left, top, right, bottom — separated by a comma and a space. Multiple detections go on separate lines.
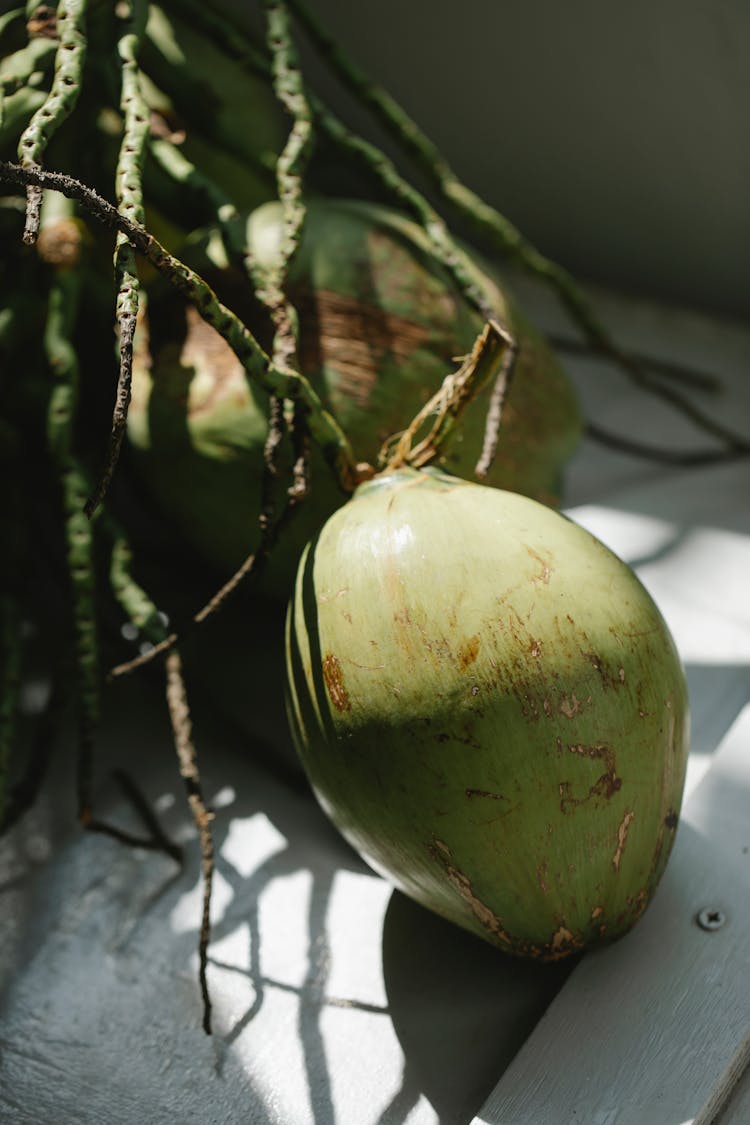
285, 468, 689, 958
127, 199, 582, 598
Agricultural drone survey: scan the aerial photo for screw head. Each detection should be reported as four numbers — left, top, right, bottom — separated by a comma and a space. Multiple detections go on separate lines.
697, 907, 726, 931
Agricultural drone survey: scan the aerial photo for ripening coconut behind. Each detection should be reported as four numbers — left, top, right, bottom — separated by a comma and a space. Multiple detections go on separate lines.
126, 199, 582, 598
286, 468, 689, 958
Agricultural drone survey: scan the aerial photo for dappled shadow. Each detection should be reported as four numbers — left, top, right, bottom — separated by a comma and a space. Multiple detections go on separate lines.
381, 891, 575, 1124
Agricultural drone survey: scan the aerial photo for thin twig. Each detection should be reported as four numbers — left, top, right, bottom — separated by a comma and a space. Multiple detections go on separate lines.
585, 423, 749, 467
288, 401, 311, 503
111, 769, 182, 864
548, 335, 722, 393
260, 394, 287, 533
165, 649, 214, 1035
475, 332, 520, 478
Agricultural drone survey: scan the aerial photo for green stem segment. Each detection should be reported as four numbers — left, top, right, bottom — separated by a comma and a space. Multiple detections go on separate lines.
107, 521, 169, 646
260, 1, 316, 506
42, 228, 99, 825
260, 0, 313, 373
85, 7, 149, 517
17, 0, 88, 243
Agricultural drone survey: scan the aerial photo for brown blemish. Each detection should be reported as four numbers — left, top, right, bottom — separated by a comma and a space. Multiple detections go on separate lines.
465, 788, 509, 802
613, 810, 635, 872
457, 634, 481, 670
429, 838, 583, 961
550, 925, 582, 957
322, 653, 351, 712
537, 860, 549, 893
559, 693, 582, 719
348, 658, 386, 671
529, 638, 542, 659
526, 546, 552, 585
559, 744, 621, 813
664, 810, 679, 830
516, 689, 541, 722
318, 587, 350, 603
591, 905, 603, 920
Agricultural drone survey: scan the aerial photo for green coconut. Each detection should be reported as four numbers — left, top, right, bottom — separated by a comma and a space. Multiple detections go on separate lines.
127, 198, 582, 598
285, 467, 689, 958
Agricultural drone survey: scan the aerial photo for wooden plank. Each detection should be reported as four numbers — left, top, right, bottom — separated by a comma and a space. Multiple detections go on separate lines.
474, 704, 750, 1125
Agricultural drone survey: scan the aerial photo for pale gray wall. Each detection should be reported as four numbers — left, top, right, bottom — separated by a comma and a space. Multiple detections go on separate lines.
284, 0, 749, 318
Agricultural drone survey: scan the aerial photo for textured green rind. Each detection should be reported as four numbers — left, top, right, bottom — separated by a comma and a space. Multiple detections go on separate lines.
285, 468, 689, 959
127, 198, 581, 596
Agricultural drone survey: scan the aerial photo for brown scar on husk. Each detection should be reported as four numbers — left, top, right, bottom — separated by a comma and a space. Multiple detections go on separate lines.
559, 692, 583, 719
296, 287, 432, 409
429, 838, 582, 960
526, 546, 552, 585
457, 634, 481, 669
559, 743, 621, 812
465, 788, 510, 801
550, 925, 582, 956
613, 810, 635, 872
322, 653, 351, 712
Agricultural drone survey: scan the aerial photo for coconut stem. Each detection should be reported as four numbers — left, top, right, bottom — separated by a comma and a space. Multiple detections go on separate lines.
41, 228, 100, 830
17, 0, 88, 244
85, 1, 149, 518
258, 1, 322, 504
381, 320, 514, 471
260, 0, 313, 372
106, 517, 171, 645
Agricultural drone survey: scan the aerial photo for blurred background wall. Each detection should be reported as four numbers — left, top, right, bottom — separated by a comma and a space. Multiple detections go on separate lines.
239, 0, 750, 319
